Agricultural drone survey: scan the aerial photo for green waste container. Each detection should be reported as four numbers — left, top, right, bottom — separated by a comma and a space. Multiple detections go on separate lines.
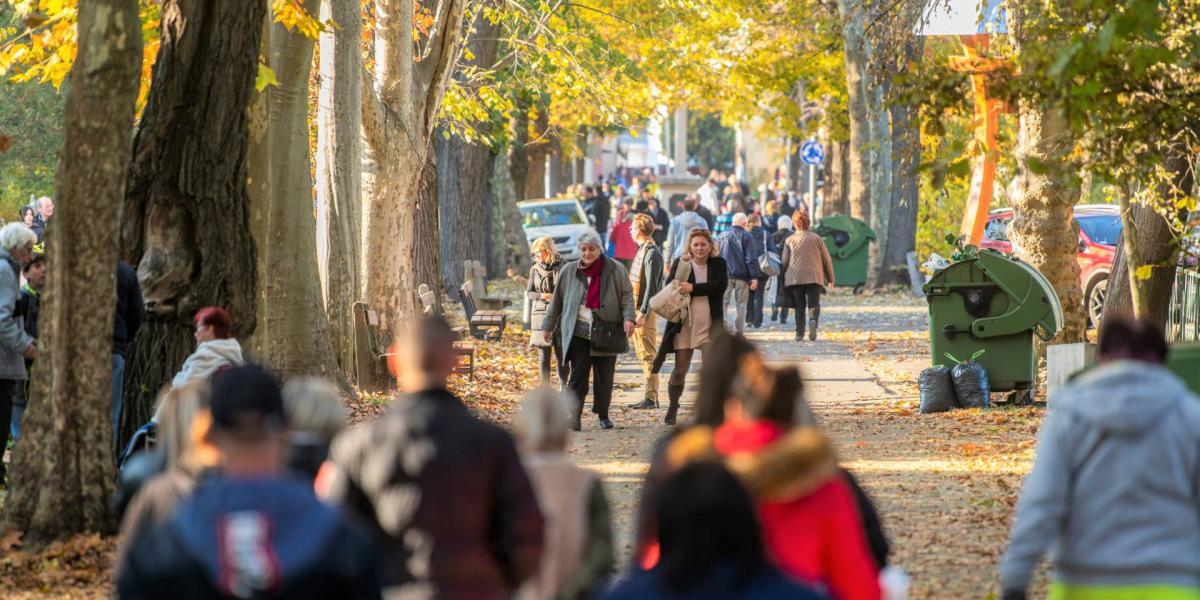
815, 216, 875, 294
1167, 343, 1200, 396
922, 249, 1063, 401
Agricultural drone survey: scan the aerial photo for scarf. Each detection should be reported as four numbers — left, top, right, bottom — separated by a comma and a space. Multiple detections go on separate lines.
580, 257, 604, 309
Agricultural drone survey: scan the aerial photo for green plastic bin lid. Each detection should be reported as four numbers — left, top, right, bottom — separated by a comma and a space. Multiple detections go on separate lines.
1007, 256, 1063, 340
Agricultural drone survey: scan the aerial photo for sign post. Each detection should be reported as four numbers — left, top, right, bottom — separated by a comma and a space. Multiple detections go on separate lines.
801, 140, 825, 218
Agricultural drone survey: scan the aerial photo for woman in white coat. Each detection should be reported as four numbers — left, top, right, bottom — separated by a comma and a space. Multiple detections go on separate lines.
172, 306, 243, 389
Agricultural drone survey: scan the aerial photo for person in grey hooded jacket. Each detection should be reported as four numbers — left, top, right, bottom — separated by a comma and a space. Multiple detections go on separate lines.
1001, 317, 1200, 600
0, 223, 37, 486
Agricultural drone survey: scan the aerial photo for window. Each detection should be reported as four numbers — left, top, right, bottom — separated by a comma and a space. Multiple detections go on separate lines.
1076, 215, 1121, 246
984, 217, 1011, 242
520, 203, 585, 228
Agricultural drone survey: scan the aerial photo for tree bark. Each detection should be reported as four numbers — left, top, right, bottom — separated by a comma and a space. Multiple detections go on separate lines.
316, 0, 363, 375
119, 0, 264, 441
4, 0, 142, 542
258, 0, 345, 380
362, 0, 467, 335
825, 140, 850, 216
436, 6, 501, 294
880, 101, 920, 286
492, 151, 529, 276
1007, 0, 1087, 343
839, 0, 872, 224
245, 13, 272, 360
1103, 157, 1191, 326
415, 154, 442, 302
866, 84, 892, 288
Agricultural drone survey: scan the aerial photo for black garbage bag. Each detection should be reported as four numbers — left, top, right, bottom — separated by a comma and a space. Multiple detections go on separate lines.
919, 366, 958, 414
951, 358, 991, 409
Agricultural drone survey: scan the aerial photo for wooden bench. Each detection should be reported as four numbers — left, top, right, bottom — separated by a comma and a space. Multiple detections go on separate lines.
461, 281, 507, 340
465, 260, 511, 311
354, 301, 475, 390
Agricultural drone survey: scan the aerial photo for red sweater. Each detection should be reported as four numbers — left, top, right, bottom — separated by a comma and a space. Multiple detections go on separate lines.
714, 421, 881, 600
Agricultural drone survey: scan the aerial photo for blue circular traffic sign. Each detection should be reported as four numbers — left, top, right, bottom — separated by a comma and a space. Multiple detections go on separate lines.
801, 141, 825, 165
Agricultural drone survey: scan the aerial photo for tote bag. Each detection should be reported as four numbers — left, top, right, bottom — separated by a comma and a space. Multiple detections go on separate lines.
649, 259, 693, 323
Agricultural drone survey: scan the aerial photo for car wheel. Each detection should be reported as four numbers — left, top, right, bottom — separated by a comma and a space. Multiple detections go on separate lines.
1086, 276, 1108, 328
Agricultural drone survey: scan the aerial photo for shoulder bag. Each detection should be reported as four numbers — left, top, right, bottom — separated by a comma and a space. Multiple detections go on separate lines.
590, 317, 629, 353
758, 230, 781, 277
649, 259, 693, 323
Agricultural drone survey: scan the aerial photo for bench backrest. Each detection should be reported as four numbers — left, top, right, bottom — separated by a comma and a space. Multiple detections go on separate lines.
460, 282, 478, 319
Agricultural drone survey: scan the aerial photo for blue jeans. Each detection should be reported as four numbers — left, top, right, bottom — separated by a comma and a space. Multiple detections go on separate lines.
10, 380, 25, 441
112, 353, 125, 447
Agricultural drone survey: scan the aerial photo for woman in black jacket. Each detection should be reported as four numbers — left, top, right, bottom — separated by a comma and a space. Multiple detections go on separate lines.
770, 214, 795, 324
652, 228, 728, 425
527, 237, 565, 383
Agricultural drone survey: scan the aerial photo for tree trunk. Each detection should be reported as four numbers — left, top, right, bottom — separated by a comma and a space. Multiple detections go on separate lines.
866, 84, 892, 288
361, 0, 467, 335
436, 6, 501, 294
492, 151, 528, 277
119, 0, 264, 442
415, 154, 442, 303
437, 131, 494, 294
316, 0, 363, 375
523, 105, 550, 200
3, 0, 142, 542
258, 0, 344, 380
1103, 157, 1191, 326
245, 13, 272, 360
825, 140, 850, 216
880, 101, 920, 286
508, 102, 532, 201
839, 0, 871, 223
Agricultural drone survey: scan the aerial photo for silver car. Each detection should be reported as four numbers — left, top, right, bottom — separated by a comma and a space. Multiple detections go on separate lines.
517, 198, 597, 261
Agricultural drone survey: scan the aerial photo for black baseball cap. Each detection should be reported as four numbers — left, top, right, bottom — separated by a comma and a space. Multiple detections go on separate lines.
209, 364, 286, 434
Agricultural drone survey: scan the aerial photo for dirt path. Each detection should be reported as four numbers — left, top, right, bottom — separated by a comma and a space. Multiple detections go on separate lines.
569, 290, 1047, 598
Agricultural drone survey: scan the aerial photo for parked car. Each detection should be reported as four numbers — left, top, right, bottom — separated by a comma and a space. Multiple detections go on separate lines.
517, 198, 596, 261
980, 204, 1121, 326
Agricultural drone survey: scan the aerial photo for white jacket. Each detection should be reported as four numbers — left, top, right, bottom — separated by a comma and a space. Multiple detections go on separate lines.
171, 338, 244, 389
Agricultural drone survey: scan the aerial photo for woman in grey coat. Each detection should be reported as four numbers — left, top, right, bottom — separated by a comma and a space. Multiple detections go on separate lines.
0, 223, 37, 486
544, 231, 635, 431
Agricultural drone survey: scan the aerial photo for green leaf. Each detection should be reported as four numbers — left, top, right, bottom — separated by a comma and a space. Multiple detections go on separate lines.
255, 63, 278, 92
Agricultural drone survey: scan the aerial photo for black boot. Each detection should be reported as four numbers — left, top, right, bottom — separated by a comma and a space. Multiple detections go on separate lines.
770, 307, 778, 322
809, 307, 820, 341
630, 397, 658, 409
665, 383, 684, 425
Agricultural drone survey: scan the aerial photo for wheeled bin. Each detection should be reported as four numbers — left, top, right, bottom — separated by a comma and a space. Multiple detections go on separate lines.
923, 248, 1063, 402
815, 215, 875, 294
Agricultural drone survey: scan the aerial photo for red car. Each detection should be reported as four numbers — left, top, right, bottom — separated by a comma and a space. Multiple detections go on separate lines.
980, 205, 1121, 326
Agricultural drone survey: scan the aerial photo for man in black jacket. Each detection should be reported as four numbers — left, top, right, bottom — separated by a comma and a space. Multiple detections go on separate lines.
325, 316, 545, 600
117, 365, 382, 600
112, 261, 144, 448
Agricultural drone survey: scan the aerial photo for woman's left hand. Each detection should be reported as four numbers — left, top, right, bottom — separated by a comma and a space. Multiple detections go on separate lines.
623, 320, 635, 336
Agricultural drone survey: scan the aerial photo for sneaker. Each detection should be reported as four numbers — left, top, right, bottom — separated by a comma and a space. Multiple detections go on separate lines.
629, 398, 658, 409
598, 417, 615, 430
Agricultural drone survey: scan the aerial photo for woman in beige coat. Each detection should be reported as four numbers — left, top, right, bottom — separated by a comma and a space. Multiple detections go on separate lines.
779, 211, 834, 341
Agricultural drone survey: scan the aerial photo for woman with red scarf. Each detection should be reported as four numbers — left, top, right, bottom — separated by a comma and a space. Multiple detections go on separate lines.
544, 231, 636, 431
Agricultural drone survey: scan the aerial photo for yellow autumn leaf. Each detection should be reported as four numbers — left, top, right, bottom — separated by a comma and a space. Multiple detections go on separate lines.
255, 63, 279, 92
1135, 265, 1154, 281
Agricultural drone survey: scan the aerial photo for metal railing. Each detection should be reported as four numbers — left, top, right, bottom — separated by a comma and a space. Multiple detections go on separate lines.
1168, 267, 1200, 342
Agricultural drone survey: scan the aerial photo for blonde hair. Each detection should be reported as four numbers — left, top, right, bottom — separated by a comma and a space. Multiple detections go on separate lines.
515, 386, 571, 452
156, 382, 216, 472
282, 377, 347, 441
686, 228, 719, 258
633, 213, 655, 238
530, 236, 561, 263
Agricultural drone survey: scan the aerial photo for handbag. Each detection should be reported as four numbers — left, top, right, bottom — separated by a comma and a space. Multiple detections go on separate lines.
529, 305, 552, 348
758, 230, 781, 276
590, 317, 629, 353
649, 259, 693, 323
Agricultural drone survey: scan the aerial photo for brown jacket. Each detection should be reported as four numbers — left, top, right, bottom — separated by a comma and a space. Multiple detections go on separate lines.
781, 230, 835, 287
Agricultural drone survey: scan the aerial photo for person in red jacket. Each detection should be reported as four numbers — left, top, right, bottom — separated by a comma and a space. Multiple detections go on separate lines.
610, 197, 639, 268
634, 330, 883, 600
